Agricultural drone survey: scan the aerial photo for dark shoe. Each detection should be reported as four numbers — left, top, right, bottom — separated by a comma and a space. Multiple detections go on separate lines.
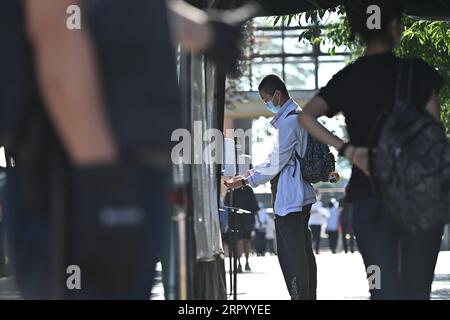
237, 265, 242, 273
245, 263, 251, 271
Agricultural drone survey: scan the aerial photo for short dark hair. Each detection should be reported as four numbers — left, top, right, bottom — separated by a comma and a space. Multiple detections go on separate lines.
346, 0, 403, 43
258, 74, 289, 97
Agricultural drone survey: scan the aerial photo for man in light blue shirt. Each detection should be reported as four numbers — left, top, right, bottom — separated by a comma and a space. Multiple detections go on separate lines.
225, 74, 317, 300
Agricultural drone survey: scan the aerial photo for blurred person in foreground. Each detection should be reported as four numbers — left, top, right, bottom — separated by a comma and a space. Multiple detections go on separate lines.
1, 0, 254, 299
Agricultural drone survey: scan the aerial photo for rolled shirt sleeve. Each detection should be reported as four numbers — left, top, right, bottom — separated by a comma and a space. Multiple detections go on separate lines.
247, 117, 300, 187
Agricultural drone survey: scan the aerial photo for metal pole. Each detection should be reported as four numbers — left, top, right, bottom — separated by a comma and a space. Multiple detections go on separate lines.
228, 235, 233, 296
233, 211, 238, 301
233, 136, 239, 300
178, 50, 192, 300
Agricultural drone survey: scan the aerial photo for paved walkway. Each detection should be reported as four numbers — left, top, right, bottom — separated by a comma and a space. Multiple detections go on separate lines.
2, 251, 449, 300
222, 251, 450, 300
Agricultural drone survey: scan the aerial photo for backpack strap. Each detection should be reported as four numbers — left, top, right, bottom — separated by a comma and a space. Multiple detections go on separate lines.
369, 59, 415, 192
270, 109, 302, 202
285, 109, 302, 160
285, 110, 300, 119
284, 109, 302, 176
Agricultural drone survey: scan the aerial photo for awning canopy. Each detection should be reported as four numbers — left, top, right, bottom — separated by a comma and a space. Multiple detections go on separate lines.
187, 0, 450, 20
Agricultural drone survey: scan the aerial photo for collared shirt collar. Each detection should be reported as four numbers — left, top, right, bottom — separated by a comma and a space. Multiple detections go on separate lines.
270, 98, 296, 129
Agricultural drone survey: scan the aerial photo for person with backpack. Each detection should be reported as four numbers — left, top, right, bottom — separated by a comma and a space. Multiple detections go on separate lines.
225, 74, 318, 300
298, 0, 446, 299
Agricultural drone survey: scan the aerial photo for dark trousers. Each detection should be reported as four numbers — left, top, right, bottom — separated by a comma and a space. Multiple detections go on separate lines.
327, 231, 339, 253
275, 205, 316, 300
0, 221, 5, 275
341, 226, 355, 253
254, 230, 266, 256
353, 197, 444, 300
5, 166, 167, 299
266, 239, 275, 254
310, 225, 321, 254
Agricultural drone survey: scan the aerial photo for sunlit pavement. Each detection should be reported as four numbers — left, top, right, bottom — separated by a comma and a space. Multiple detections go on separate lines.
223, 252, 369, 300
2, 252, 449, 300
431, 252, 450, 300
221, 251, 450, 300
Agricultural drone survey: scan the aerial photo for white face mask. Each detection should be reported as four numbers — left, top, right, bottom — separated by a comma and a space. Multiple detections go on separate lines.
264, 92, 280, 114
266, 100, 279, 114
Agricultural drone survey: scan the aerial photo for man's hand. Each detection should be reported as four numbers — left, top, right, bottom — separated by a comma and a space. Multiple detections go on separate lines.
224, 175, 247, 189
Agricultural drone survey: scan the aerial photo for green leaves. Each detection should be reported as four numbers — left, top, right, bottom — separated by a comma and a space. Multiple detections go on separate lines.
396, 17, 450, 136
271, 11, 450, 135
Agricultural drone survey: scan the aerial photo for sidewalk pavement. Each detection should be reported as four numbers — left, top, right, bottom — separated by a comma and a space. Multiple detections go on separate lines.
2, 251, 449, 300
222, 251, 450, 300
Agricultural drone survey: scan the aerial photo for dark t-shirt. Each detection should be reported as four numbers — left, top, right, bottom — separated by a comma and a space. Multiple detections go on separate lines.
3, 0, 182, 152
1, 0, 37, 141
85, 0, 182, 151
2, 0, 182, 211
318, 52, 445, 201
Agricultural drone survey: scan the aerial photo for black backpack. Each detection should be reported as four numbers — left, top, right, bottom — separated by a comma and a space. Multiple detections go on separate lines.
270, 110, 335, 207
369, 60, 450, 233
287, 110, 336, 184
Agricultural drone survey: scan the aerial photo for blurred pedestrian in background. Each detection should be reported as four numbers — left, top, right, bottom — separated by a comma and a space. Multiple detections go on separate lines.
224, 186, 259, 272
339, 197, 355, 254
254, 203, 268, 256
325, 199, 340, 254
265, 211, 276, 255
309, 193, 328, 255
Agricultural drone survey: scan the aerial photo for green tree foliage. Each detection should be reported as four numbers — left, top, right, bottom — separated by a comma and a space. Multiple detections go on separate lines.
397, 18, 450, 134
283, 8, 450, 134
